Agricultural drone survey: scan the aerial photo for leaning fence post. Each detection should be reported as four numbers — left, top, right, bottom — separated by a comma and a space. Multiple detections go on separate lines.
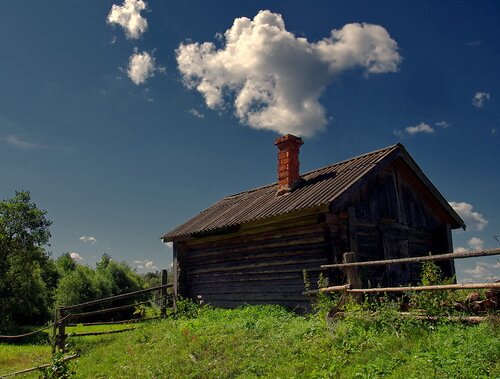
57, 307, 67, 352
343, 252, 362, 300
160, 269, 168, 317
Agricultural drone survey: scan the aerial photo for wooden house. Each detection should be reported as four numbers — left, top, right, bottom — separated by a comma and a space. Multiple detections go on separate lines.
161, 135, 464, 311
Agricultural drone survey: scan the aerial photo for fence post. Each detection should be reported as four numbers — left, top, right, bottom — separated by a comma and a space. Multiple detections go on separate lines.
343, 252, 362, 300
160, 269, 168, 317
57, 307, 67, 352
52, 307, 59, 353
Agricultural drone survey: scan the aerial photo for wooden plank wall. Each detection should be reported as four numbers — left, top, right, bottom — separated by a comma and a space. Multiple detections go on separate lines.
336, 162, 455, 286
176, 221, 331, 311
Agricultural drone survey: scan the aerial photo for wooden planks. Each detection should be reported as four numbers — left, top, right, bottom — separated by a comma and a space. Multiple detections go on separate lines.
178, 217, 330, 307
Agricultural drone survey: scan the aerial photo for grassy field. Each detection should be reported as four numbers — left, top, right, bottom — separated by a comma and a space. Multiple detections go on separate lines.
1, 303, 498, 379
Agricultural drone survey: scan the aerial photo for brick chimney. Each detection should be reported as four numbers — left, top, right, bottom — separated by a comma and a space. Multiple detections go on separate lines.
274, 134, 304, 196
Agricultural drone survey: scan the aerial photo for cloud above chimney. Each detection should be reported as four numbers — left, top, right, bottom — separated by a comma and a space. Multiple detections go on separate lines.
176, 10, 401, 137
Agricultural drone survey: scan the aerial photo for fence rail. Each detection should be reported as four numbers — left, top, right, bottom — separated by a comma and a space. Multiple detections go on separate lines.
308, 249, 500, 301
62, 283, 172, 311
304, 282, 500, 295
53, 269, 174, 352
320, 248, 500, 269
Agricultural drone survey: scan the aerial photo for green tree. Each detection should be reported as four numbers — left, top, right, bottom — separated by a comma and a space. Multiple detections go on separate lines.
55, 254, 145, 307
0, 191, 55, 330
56, 253, 77, 275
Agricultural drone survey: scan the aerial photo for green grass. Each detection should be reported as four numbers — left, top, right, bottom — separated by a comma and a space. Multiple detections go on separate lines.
0, 342, 51, 377
1, 305, 499, 378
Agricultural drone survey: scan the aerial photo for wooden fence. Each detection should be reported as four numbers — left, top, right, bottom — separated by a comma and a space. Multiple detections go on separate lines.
0, 270, 174, 378
53, 269, 173, 351
304, 248, 500, 296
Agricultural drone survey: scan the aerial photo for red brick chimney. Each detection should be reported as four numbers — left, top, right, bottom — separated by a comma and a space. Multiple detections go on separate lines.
274, 134, 304, 196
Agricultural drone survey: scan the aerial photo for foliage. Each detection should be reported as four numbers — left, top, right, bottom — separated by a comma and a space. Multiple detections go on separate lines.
409, 261, 456, 315
55, 255, 144, 307
0, 191, 56, 330
174, 297, 202, 319
38, 350, 75, 379
55, 253, 76, 276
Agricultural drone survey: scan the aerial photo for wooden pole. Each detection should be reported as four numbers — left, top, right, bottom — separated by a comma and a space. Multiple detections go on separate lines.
51, 308, 59, 353
66, 316, 162, 327
62, 284, 171, 311
343, 251, 362, 301
321, 248, 500, 269
303, 284, 350, 295
69, 327, 137, 337
57, 307, 66, 352
70, 301, 150, 319
160, 269, 168, 317
348, 282, 500, 293
0, 353, 79, 378
343, 252, 362, 289
313, 282, 500, 294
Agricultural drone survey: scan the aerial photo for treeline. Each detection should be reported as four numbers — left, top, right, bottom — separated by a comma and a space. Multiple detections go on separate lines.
0, 191, 161, 332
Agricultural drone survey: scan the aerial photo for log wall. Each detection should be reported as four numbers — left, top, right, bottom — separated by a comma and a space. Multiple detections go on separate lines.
176, 219, 332, 311
173, 158, 457, 309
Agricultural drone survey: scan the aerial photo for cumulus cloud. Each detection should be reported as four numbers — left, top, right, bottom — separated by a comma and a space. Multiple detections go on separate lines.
463, 261, 499, 282
134, 259, 158, 271
467, 237, 484, 251
79, 235, 97, 244
449, 201, 488, 231
107, 0, 148, 39
176, 10, 401, 137
189, 108, 205, 119
127, 51, 156, 85
406, 122, 434, 135
394, 122, 435, 138
472, 92, 490, 108
435, 121, 450, 128
69, 252, 83, 261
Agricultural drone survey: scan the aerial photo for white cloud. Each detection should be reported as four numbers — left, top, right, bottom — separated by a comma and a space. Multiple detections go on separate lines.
127, 51, 156, 85
107, 0, 148, 39
472, 92, 490, 108
189, 108, 205, 119
454, 246, 468, 254
449, 201, 488, 231
79, 235, 97, 244
435, 121, 450, 128
405, 122, 434, 135
164, 242, 173, 249
3, 135, 72, 153
69, 252, 83, 261
463, 261, 499, 282
176, 10, 401, 137
4, 135, 43, 150
134, 259, 158, 271
468, 237, 484, 251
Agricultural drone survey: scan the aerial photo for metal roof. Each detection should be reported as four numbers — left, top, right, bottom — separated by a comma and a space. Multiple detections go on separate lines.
162, 143, 464, 241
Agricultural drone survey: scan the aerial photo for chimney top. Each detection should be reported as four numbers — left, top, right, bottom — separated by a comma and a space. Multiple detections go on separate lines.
274, 134, 304, 196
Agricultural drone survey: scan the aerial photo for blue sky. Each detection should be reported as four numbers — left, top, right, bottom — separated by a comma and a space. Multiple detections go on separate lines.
1, 1, 498, 281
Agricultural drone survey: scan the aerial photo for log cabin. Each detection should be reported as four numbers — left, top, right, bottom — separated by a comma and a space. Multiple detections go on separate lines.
161, 135, 465, 311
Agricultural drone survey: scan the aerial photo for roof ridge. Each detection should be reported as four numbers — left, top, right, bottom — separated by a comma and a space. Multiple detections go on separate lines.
223, 143, 402, 200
